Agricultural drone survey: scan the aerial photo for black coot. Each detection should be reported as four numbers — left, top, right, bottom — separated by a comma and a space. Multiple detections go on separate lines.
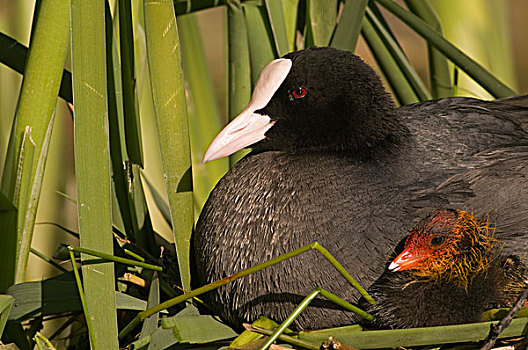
192, 47, 528, 330
365, 209, 527, 329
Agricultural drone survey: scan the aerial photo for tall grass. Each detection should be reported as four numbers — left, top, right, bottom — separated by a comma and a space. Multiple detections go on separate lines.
0, 0, 524, 348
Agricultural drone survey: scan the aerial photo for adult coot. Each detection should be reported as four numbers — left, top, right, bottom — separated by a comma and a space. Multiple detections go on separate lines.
365, 209, 527, 329
192, 47, 528, 330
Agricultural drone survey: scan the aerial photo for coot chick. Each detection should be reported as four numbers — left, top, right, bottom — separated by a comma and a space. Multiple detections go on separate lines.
193, 47, 528, 330
366, 209, 527, 329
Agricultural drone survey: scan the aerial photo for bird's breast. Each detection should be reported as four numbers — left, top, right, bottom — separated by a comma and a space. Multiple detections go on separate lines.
195, 151, 412, 279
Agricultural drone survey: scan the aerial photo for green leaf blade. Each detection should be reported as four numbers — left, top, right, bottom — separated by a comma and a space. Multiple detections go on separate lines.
162, 306, 238, 344
375, 0, 516, 98
178, 13, 230, 212
300, 318, 528, 348
331, 0, 368, 51
0, 295, 14, 337
307, 0, 337, 47
365, 6, 431, 101
0, 0, 70, 290
265, 0, 290, 56
118, 0, 144, 166
244, 3, 277, 85
282, 0, 299, 51
227, 0, 252, 165
71, 0, 119, 347
144, 0, 194, 290
361, 14, 419, 105
404, 0, 452, 98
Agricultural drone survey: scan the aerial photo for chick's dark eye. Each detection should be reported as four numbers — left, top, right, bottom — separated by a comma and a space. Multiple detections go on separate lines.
430, 236, 445, 246
291, 87, 307, 99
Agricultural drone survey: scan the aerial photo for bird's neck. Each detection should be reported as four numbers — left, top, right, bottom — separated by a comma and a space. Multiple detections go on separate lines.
302, 116, 409, 160
334, 112, 410, 158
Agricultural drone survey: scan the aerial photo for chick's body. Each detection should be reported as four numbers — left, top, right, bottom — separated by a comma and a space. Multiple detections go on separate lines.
366, 209, 527, 329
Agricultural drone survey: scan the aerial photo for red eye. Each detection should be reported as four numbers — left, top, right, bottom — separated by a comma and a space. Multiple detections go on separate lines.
291, 87, 307, 99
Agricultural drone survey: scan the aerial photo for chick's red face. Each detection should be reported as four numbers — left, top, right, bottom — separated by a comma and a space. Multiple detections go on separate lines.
389, 209, 458, 272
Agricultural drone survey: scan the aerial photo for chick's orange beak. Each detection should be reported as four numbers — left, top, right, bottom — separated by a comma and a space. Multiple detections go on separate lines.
388, 247, 426, 272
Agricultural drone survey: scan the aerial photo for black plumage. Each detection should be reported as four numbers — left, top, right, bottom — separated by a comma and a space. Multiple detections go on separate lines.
192, 47, 528, 330
365, 209, 527, 329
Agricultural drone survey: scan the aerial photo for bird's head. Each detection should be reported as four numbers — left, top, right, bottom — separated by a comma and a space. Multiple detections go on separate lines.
389, 209, 498, 286
204, 47, 402, 162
